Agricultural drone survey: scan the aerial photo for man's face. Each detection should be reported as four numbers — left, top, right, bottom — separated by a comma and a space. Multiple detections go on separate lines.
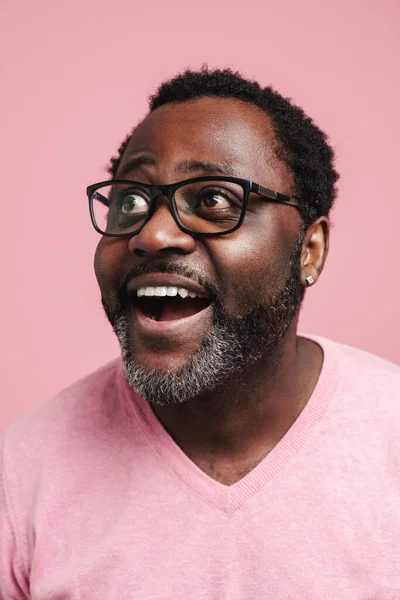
94, 97, 304, 404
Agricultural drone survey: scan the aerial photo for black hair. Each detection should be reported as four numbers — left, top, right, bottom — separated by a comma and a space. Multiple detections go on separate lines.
107, 67, 339, 227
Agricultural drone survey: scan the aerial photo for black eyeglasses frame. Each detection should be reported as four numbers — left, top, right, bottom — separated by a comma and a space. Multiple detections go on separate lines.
86, 176, 305, 238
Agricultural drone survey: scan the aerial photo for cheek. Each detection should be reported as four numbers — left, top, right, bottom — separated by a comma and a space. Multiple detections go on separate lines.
94, 238, 127, 297
207, 225, 295, 312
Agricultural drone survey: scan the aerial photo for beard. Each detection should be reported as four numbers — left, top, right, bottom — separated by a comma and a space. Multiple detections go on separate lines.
103, 233, 305, 406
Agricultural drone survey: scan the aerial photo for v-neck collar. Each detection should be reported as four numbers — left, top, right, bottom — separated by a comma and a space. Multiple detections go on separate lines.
120, 334, 340, 514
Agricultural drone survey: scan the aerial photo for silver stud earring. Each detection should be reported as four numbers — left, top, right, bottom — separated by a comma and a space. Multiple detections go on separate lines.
305, 275, 314, 286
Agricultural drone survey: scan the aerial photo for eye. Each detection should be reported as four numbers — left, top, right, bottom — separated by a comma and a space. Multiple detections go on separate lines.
120, 191, 149, 215
197, 190, 234, 209
195, 188, 242, 212
176, 181, 244, 224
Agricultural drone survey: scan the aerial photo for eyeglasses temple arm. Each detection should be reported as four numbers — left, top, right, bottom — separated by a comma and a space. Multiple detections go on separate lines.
253, 183, 305, 211
92, 191, 110, 207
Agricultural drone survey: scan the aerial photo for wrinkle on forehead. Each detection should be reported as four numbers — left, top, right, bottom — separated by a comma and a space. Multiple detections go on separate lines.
121, 97, 295, 195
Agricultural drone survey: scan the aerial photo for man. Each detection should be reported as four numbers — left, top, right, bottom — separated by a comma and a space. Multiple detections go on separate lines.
1, 68, 400, 599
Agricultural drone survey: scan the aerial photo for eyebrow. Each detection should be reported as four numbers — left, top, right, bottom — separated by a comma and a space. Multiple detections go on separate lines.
175, 160, 237, 177
116, 155, 238, 180
117, 155, 157, 180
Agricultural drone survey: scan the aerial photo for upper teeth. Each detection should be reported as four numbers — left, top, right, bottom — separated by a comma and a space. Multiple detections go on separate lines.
137, 286, 201, 298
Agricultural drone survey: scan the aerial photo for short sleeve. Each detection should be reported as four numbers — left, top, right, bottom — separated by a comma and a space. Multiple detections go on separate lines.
0, 438, 30, 599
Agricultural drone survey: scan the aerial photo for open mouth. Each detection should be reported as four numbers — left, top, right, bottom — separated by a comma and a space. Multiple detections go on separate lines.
132, 288, 212, 322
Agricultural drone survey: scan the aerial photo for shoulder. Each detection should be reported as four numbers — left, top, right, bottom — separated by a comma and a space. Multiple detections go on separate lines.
0, 359, 140, 576
311, 334, 400, 400
305, 333, 400, 382
304, 333, 400, 435
1, 358, 127, 468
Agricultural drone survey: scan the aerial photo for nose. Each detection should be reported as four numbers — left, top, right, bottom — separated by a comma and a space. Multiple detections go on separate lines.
128, 195, 196, 256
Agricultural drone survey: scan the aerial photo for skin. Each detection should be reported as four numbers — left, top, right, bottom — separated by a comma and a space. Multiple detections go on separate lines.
94, 97, 329, 485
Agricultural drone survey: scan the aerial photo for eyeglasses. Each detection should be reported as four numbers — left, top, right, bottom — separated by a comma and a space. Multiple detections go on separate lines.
86, 176, 305, 238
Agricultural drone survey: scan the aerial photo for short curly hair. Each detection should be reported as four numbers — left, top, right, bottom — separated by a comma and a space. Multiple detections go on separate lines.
107, 67, 339, 226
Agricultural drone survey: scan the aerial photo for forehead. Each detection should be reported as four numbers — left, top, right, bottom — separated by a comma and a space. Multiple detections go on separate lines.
119, 97, 293, 192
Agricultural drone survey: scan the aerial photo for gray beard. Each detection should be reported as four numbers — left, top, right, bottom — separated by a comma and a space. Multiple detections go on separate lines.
109, 235, 304, 406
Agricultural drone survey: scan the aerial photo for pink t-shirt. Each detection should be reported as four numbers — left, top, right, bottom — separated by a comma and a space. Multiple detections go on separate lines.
1, 335, 400, 599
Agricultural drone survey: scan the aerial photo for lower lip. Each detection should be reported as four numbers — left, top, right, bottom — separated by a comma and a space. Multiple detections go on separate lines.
130, 303, 213, 339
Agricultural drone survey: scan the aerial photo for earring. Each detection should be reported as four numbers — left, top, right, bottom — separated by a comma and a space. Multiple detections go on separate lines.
305, 275, 314, 286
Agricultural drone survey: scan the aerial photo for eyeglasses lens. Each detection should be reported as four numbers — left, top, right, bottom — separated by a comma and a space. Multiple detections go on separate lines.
91, 180, 244, 235
174, 180, 244, 234
91, 183, 150, 236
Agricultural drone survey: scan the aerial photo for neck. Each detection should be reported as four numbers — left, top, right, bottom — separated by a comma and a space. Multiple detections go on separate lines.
151, 329, 323, 484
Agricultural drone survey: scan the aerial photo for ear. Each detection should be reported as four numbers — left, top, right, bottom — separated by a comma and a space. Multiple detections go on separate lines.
301, 217, 330, 287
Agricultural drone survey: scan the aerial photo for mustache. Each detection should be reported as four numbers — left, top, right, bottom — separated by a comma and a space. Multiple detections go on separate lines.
117, 261, 220, 305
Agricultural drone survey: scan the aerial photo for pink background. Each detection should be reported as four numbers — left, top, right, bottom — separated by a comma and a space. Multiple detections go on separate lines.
1, 0, 399, 433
